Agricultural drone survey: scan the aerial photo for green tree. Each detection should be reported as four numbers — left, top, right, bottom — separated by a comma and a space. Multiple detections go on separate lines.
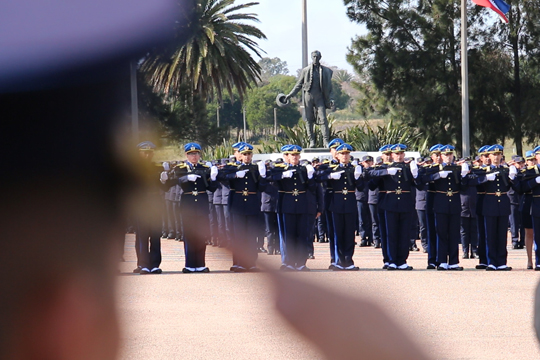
141, 0, 266, 102
345, 0, 540, 154
332, 79, 351, 110
258, 57, 289, 82
244, 75, 301, 130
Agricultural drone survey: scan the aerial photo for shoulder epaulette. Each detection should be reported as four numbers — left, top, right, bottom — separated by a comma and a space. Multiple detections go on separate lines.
176, 164, 188, 169
322, 159, 330, 164
330, 164, 339, 170
274, 163, 286, 168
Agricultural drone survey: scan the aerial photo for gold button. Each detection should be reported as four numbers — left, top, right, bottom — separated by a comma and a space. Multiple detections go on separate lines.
398, 197, 400, 200
295, 199, 298, 202
294, 183, 296, 185
398, 181, 401, 183
344, 198, 347, 200
498, 200, 500, 202
195, 199, 198, 202
244, 199, 247, 201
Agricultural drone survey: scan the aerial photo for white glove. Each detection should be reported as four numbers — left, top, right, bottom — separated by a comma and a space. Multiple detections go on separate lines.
352, 160, 358, 166
306, 164, 315, 179
330, 171, 343, 180
387, 167, 400, 176
160, 171, 168, 184
187, 174, 201, 182
236, 170, 248, 178
439, 170, 451, 179
509, 165, 517, 180
205, 161, 212, 167
282, 170, 295, 178
461, 163, 470, 177
409, 160, 418, 179
486, 173, 496, 181
535, 176, 540, 184
162, 162, 170, 171
258, 161, 266, 178
354, 165, 363, 180
210, 166, 218, 181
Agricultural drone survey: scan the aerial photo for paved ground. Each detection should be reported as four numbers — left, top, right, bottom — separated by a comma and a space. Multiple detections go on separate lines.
118, 234, 540, 360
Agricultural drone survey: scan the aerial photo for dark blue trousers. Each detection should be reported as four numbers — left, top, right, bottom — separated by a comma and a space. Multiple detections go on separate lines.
263, 211, 278, 252
385, 211, 411, 266
182, 211, 208, 268
357, 201, 372, 242
135, 217, 162, 269
378, 208, 389, 264
476, 215, 488, 265
426, 210, 438, 265
278, 213, 309, 267
332, 212, 357, 267
460, 216, 478, 254
325, 209, 336, 264
509, 203, 523, 246
484, 215, 509, 267
232, 213, 259, 269
435, 212, 460, 265
369, 204, 380, 243
533, 216, 540, 266
417, 210, 427, 250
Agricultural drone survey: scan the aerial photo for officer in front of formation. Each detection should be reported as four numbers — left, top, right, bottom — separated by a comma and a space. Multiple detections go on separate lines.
368, 144, 420, 270
217, 143, 267, 272
471, 144, 517, 270
270, 144, 316, 271
517, 145, 540, 270
420, 145, 469, 270
176, 143, 218, 273
319, 143, 364, 270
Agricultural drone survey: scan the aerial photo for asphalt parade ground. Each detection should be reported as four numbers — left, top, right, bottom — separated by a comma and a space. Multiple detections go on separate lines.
119, 234, 540, 360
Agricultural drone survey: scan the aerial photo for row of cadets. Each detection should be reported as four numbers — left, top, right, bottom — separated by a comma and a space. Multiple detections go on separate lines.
516, 146, 540, 270
270, 145, 317, 271
319, 143, 364, 270
217, 143, 267, 272
368, 144, 419, 270
419, 145, 470, 270
175, 143, 218, 273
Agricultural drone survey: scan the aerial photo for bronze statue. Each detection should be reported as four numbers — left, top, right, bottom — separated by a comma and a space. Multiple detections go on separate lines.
277, 50, 334, 148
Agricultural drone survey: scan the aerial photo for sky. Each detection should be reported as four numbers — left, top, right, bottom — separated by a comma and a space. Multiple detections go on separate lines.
251, 0, 367, 76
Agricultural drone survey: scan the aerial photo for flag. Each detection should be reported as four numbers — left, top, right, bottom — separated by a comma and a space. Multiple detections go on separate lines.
472, 0, 511, 23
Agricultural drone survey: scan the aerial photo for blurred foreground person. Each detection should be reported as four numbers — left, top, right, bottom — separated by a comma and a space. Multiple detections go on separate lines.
0, 1, 180, 359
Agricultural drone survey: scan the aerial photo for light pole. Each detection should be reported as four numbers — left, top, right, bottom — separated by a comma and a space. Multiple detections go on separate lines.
461, 0, 470, 157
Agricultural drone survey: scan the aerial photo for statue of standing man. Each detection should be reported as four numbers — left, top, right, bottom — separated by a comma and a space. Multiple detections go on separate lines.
280, 50, 334, 148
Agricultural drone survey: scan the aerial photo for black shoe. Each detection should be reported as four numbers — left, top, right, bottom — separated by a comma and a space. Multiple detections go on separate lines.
167, 233, 175, 239
248, 267, 261, 272
512, 244, 518, 249
497, 266, 512, 271
462, 253, 469, 259
397, 265, 413, 270
182, 268, 195, 273
470, 253, 476, 259
150, 267, 162, 274
534, 266, 540, 271
308, 254, 315, 259
296, 266, 311, 271
133, 266, 142, 273
200, 267, 210, 273
328, 264, 336, 270
258, 247, 268, 253
485, 266, 496, 271
230, 265, 239, 272
410, 244, 419, 251
140, 268, 150, 275
528, 265, 534, 270
374, 242, 381, 249
426, 264, 436, 270
422, 249, 428, 253
275, 250, 281, 255
382, 264, 389, 269
360, 240, 367, 247
448, 266, 464, 271
475, 264, 488, 269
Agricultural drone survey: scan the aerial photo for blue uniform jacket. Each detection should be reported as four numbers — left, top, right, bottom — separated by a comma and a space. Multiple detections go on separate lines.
368, 162, 420, 213
420, 163, 467, 215
218, 163, 266, 215
320, 163, 364, 214
270, 164, 316, 214
517, 165, 540, 217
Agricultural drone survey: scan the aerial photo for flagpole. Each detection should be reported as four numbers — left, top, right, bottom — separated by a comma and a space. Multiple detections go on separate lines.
461, 0, 470, 158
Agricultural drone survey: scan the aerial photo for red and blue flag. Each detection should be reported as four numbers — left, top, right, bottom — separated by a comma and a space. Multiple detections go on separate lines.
472, 0, 511, 23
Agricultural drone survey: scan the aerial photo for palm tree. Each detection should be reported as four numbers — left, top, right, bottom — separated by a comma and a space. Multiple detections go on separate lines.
141, 0, 266, 101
